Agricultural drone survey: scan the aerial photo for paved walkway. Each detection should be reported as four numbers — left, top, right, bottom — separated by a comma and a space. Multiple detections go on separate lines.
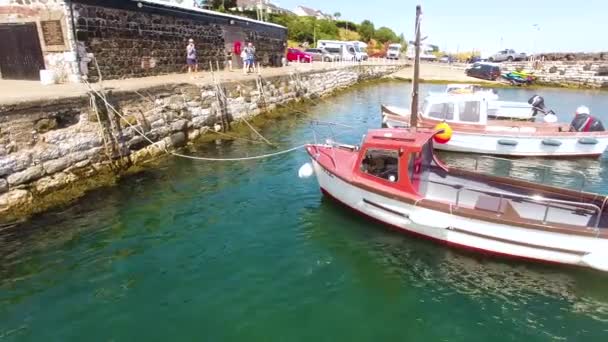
0, 59, 407, 107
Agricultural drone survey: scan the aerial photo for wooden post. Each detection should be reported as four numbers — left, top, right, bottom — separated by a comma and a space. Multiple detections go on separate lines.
410, 5, 422, 129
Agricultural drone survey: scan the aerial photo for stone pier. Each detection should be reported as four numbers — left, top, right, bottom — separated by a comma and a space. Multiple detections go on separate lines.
501, 61, 608, 88
0, 64, 405, 222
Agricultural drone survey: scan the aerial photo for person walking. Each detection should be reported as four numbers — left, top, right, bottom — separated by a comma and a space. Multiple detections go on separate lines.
186, 38, 198, 74
244, 42, 256, 74
241, 44, 249, 74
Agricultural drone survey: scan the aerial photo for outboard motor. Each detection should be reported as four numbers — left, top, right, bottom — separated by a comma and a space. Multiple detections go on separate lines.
528, 95, 546, 116
529, 95, 558, 122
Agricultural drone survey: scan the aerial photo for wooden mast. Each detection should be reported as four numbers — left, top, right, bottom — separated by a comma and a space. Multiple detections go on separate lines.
410, 5, 422, 128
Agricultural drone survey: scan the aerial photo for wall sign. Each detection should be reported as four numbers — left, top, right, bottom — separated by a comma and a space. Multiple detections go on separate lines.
40, 20, 65, 46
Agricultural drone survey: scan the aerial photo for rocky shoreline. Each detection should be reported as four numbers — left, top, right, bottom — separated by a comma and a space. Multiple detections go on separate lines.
0, 65, 404, 223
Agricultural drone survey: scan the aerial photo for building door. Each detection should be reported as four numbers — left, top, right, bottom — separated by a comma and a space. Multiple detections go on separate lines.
0, 23, 45, 80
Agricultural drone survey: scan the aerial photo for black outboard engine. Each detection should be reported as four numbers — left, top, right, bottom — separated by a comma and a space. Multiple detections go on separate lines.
528, 95, 546, 116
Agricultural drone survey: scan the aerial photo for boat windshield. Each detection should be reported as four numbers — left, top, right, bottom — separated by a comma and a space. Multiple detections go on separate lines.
360, 149, 399, 182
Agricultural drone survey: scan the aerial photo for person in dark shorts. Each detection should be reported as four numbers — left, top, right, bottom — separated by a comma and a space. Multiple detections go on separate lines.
186, 38, 198, 73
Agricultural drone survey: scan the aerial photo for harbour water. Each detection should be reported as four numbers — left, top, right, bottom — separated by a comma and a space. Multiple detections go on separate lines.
1, 82, 608, 341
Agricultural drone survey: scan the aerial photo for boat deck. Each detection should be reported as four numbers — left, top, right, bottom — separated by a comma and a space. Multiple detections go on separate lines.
414, 165, 607, 229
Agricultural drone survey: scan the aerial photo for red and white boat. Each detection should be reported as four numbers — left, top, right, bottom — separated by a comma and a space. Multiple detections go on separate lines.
301, 5, 608, 272
302, 128, 608, 272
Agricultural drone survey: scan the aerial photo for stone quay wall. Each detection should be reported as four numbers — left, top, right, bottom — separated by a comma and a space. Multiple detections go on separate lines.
73, 0, 287, 81
0, 65, 403, 221
0, 0, 79, 83
501, 61, 608, 88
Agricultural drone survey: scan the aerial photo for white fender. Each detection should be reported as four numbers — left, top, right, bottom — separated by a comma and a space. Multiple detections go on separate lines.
298, 162, 315, 179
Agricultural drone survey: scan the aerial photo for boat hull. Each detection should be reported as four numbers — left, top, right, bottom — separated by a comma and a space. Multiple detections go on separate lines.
311, 159, 608, 271
381, 107, 608, 157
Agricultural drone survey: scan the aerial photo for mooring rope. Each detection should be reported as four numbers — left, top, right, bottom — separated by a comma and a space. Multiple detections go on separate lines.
171, 144, 307, 162
83, 80, 309, 162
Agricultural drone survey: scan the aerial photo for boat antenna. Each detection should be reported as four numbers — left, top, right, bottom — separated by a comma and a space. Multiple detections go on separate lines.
410, 5, 422, 129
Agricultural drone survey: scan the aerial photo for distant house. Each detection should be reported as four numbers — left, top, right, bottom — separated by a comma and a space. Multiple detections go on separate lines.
294, 5, 333, 20
234, 0, 293, 15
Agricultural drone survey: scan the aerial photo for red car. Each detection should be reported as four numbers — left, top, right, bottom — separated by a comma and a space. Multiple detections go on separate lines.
286, 48, 313, 63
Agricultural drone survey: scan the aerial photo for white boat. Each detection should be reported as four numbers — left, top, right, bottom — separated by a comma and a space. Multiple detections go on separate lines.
428, 84, 534, 121
430, 83, 499, 100
381, 95, 608, 157
302, 128, 608, 272
301, 4, 608, 273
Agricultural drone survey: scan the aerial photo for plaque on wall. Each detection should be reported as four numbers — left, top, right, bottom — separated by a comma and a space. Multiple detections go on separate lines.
40, 20, 65, 46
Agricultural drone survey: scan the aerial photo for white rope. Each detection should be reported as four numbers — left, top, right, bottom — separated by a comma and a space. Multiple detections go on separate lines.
171, 144, 307, 162
83, 80, 308, 162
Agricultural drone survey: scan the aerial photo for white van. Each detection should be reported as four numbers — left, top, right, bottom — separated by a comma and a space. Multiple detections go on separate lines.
317, 40, 363, 61
352, 41, 368, 60
386, 43, 402, 59
406, 46, 437, 61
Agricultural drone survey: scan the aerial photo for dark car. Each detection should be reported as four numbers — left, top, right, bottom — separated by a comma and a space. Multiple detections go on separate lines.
465, 63, 501, 81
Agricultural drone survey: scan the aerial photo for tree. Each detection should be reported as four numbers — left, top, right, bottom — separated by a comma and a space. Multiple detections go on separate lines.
207, 0, 236, 11
317, 19, 339, 40
334, 12, 341, 20
335, 20, 358, 32
359, 20, 375, 42
338, 28, 360, 41
428, 44, 440, 53
374, 26, 398, 43
398, 33, 408, 51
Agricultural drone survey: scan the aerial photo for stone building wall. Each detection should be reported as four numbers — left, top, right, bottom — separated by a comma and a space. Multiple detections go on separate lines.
0, 64, 403, 221
72, 0, 287, 81
501, 61, 608, 88
0, 0, 79, 82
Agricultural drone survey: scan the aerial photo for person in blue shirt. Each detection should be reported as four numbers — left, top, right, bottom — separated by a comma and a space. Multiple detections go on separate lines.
186, 38, 198, 73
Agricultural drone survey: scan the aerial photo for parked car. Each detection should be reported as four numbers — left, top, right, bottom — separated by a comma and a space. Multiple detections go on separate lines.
465, 62, 501, 81
304, 48, 337, 62
439, 55, 454, 63
467, 56, 482, 63
322, 47, 344, 61
488, 49, 527, 62
286, 48, 313, 63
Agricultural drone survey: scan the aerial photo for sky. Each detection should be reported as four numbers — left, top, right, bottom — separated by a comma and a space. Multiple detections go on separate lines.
274, 0, 607, 56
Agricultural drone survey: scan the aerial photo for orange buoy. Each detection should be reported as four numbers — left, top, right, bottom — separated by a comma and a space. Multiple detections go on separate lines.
433, 122, 452, 144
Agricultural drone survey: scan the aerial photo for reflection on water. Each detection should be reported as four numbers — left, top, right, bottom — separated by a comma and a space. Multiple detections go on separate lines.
2, 82, 608, 341
439, 152, 607, 192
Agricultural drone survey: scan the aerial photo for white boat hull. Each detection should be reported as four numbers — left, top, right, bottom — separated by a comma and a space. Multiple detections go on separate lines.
311, 159, 608, 271
435, 131, 608, 157
381, 108, 608, 157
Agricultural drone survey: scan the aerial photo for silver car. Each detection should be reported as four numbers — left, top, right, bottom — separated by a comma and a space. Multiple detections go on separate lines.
304, 48, 338, 62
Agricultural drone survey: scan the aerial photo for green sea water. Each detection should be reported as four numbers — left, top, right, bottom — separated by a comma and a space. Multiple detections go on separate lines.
2, 82, 608, 341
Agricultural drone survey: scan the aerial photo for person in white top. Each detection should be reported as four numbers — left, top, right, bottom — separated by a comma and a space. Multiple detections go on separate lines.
186, 38, 198, 73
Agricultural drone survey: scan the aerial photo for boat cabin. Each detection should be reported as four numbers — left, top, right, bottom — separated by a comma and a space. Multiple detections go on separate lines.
422, 94, 489, 125
420, 94, 535, 124
354, 129, 445, 196
445, 83, 484, 94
